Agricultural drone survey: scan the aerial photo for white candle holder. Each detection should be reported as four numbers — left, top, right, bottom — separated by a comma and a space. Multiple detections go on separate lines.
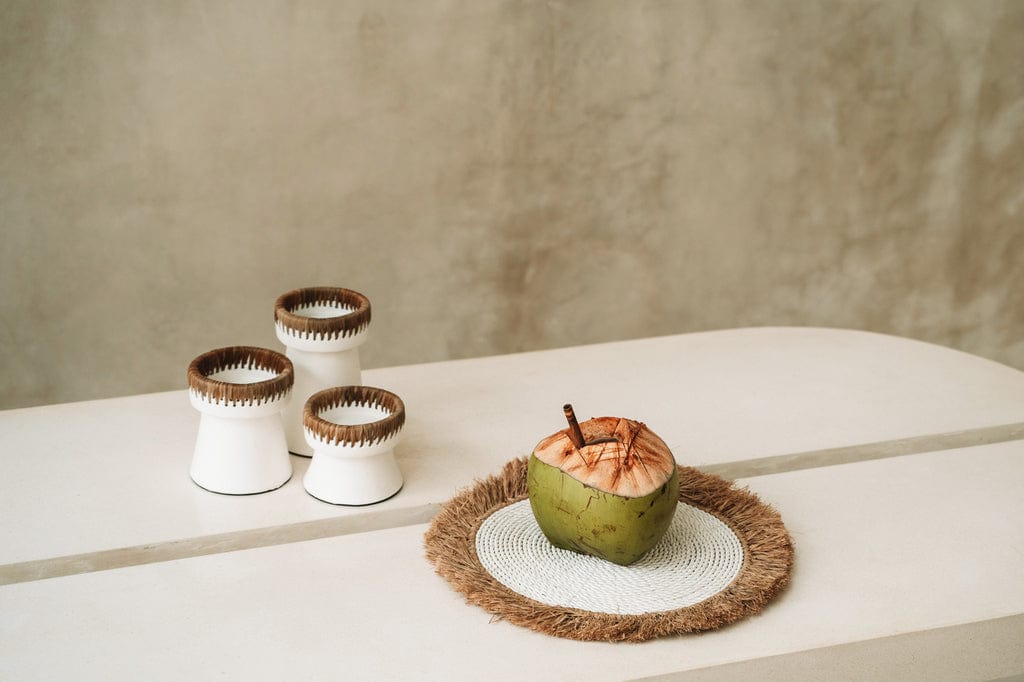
275, 287, 371, 457
302, 386, 405, 506
187, 346, 294, 495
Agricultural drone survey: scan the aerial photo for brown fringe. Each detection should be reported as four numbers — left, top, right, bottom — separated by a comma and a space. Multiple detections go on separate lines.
303, 385, 405, 446
424, 458, 794, 642
187, 346, 294, 405
274, 287, 371, 339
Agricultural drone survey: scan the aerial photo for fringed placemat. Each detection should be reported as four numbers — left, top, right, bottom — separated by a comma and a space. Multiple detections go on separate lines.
424, 458, 793, 642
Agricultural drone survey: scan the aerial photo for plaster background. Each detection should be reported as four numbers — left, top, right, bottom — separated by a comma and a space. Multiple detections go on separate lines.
1, 0, 1022, 409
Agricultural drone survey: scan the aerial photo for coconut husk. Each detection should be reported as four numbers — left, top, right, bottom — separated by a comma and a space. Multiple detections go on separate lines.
424, 457, 793, 642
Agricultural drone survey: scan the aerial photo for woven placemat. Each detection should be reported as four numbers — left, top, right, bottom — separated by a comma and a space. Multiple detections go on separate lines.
424, 457, 794, 642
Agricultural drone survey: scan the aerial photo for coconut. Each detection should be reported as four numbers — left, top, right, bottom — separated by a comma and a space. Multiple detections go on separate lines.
527, 407, 678, 566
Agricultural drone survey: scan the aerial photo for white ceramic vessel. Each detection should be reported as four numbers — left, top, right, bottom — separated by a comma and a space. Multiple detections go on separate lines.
275, 287, 371, 457
302, 386, 405, 506
187, 346, 294, 495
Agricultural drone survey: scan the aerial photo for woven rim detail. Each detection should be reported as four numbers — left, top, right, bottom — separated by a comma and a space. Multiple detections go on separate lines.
187, 346, 293, 406
424, 457, 793, 642
274, 287, 371, 339
476, 499, 745, 615
303, 386, 405, 446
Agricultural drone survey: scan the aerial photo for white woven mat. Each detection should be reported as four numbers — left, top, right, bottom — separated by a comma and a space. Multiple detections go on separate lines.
475, 499, 745, 615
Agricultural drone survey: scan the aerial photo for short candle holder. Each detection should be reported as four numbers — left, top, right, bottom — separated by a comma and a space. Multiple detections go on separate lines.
187, 346, 294, 495
275, 287, 371, 457
302, 386, 405, 506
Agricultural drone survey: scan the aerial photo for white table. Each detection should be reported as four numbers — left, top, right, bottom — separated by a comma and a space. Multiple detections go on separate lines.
2, 328, 1023, 679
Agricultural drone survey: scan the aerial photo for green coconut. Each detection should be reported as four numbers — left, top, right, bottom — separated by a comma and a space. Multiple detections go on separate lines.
527, 413, 678, 566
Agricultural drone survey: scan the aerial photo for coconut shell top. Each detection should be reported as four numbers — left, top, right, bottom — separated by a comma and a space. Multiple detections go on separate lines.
532, 416, 676, 498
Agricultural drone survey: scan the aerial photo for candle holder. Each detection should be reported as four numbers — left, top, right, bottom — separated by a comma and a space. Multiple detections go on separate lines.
275, 287, 371, 457
187, 346, 294, 495
302, 386, 405, 506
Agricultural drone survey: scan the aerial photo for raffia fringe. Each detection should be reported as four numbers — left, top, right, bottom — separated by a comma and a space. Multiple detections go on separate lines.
187, 346, 293, 406
424, 457, 794, 642
274, 287, 371, 339
303, 385, 405, 447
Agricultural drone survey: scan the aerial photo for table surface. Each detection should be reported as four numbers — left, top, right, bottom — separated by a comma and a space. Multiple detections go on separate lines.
2, 327, 1023, 679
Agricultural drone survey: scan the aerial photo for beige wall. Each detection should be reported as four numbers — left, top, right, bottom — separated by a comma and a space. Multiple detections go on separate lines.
2, 0, 1022, 409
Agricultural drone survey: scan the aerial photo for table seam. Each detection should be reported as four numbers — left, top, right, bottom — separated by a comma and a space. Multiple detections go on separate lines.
2, 420, 1022, 586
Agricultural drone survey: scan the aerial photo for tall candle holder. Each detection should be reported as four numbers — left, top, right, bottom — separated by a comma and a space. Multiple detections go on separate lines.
275, 287, 371, 456
187, 346, 294, 495
302, 385, 405, 505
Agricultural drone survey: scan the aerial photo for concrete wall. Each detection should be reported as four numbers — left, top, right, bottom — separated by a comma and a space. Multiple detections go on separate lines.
2, 0, 1022, 409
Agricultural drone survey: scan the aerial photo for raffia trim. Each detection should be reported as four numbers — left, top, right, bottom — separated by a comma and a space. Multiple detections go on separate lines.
303, 385, 405, 447
424, 458, 794, 642
274, 287, 371, 339
187, 346, 293, 406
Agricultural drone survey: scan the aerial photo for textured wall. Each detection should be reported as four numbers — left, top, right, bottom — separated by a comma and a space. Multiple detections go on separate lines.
1, 0, 1022, 409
